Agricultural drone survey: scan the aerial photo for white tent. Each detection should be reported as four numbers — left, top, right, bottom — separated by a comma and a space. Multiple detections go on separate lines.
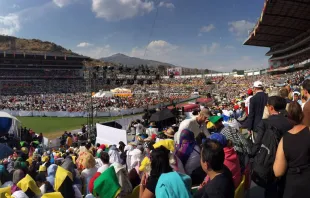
0, 111, 19, 121
93, 90, 114, 98
0, 111, 21, 138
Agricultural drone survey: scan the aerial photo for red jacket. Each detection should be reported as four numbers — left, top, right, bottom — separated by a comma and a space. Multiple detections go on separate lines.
223, 147, 242, 188
201, 146, 242, 189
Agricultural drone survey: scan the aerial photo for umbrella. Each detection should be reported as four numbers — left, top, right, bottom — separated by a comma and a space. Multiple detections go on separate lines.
0, 143, 13, 160
150, 108, 175, 122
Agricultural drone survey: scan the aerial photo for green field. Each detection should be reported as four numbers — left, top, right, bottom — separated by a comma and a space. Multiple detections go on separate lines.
17, 116, 122, 139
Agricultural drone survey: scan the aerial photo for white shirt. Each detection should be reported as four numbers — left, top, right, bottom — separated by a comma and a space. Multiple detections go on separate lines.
174, 118, 209, 144
98, 164, 110, 173
146, 127, 158, 136
134, 123, 144, 135
245, 96, 253, 114
81, 167, 98, 182
95, 158, 104, 169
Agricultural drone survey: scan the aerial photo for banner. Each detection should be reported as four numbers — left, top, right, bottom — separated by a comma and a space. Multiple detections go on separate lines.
96, 123, 127, 146
167, 67, 182, 76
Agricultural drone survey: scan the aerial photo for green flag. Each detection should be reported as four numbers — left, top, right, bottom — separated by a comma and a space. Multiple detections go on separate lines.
93, 166, 120, 198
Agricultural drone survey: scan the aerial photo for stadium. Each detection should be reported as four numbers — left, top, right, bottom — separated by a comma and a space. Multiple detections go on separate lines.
0, 1, 310, 197
244, 0, 310, 75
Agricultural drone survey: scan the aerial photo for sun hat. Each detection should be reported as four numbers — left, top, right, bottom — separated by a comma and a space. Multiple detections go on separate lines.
208, 116, 222, 124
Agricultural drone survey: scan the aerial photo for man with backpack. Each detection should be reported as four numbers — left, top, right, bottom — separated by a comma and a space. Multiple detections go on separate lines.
250, 96, 294, 198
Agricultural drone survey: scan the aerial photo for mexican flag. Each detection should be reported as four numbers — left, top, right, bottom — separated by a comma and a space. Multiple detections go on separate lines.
93, 166, 121, 198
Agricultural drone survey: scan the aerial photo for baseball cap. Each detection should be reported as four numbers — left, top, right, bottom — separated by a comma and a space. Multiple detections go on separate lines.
247, 89, 253, 95
209, 133, 227, 147
253, 81, 263, 88
208, 116, 222, 124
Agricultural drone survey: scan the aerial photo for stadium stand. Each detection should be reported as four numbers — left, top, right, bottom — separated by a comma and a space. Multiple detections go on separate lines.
244, 0, 310, 71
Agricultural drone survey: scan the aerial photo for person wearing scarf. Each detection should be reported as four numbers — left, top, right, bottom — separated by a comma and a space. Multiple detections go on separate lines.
108, 146, 122, 164
176, 129, 201, 176
46, 165, 57, 188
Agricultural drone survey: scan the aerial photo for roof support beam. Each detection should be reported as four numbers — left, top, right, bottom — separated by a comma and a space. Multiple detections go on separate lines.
258, 24, 304, 32
282, 0, 310, 6
256, 32, 294, 39
265, 13, 310, 23
250, 39, 280, 44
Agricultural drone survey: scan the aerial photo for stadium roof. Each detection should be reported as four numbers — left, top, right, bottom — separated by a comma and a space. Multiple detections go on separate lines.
244, 0, 310, 48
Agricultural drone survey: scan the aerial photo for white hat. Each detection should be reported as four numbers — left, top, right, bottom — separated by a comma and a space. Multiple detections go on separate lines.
253, 81, 263, 88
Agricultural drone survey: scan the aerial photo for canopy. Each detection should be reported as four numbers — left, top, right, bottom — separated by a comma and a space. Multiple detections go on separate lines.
150, 109, 175, 122
0, 111, 20, 136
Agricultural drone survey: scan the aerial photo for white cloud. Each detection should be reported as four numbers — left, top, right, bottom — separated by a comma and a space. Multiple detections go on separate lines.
201, 42, 220, 55
159, 2, 175, 9
131, 40, 178, 58
77, 42, 93, 47
53, 0, 75, 8
92, 0, 154, 21
200, 24, 215, 33
228, 20, 255, 37
0, 13, 20, 35
75, 44, 116, 58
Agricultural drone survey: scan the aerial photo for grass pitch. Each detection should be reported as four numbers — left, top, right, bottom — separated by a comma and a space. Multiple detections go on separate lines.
16, 116, 122, 139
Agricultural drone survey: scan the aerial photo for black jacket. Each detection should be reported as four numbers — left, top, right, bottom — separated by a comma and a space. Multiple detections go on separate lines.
244, 92, 268, 131
250, 114, 293, 157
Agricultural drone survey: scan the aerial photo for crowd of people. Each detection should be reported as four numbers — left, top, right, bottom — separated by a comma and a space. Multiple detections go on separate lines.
0, 68, 310, 197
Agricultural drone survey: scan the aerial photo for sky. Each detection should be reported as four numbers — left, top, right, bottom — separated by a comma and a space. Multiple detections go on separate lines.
0, 0, 270, 71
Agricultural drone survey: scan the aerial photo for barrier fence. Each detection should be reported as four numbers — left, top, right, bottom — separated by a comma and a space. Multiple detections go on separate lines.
3, 96, 199, 117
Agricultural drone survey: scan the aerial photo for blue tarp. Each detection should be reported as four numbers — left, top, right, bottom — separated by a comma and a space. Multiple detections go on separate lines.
0, 117, 12, 135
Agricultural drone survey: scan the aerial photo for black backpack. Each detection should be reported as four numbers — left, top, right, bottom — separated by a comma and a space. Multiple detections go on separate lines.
251, 121, 281, 188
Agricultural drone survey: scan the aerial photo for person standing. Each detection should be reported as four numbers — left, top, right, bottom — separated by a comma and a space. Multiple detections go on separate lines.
250, 96, 293, 198
245, 89, 253, 115
133, 120, 144, 136
273, 101, 310, 198
174, 109, 210, 144
244, 81, 268, 140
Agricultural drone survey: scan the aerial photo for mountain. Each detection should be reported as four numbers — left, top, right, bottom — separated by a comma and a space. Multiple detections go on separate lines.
0, 35, 79, 56
100, 53, 176, 68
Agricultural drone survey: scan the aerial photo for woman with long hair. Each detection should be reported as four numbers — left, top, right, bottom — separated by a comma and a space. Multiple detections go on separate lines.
139, 146, 172, 198
273, 101, 310, 198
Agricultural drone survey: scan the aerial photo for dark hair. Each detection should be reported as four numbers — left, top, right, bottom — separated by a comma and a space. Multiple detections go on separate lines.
196, 132, 207, 148
294, 93, 299, 97
86, 143, 92, 150
96, 143, 100, 148
35, 173, 46, 183
302, 79, 310, 93
201, 139, 224, 171
100, 152, 110, 164
268, 96, 287, 112
288, 101, 304, 125
150, 146, 172, 178
240, 102, 245, 108
279, 88, 289, 98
